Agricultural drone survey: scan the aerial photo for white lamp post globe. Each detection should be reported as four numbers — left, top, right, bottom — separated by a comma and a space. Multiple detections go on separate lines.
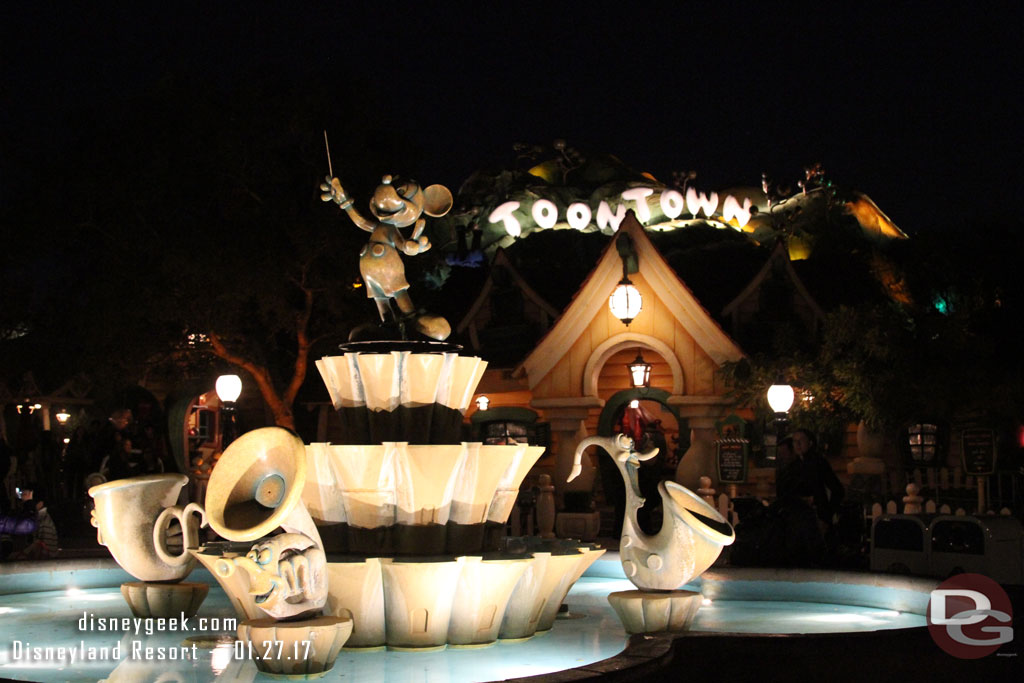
216, 374, 243, 403
766, 384, 795, 414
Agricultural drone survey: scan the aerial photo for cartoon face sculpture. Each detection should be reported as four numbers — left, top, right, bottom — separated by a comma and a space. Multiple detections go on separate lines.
219, 533, 328, 620
369, 176, 430, 227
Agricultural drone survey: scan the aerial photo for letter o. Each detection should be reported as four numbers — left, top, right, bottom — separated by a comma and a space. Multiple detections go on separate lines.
531, 199, 558, 229
660, 190, 684, 219
566, 202, 592, 231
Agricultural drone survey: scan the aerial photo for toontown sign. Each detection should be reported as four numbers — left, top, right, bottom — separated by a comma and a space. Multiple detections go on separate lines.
454, 153, 905, 256
488, 184, 758, 237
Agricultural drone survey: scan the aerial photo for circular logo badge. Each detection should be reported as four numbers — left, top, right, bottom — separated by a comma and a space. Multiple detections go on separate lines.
927, 573, 1014, 659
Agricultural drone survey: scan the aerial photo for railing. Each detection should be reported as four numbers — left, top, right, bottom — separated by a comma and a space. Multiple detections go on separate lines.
695, 471, 1015, 530
509, 466, 1019, 542
881, 466, 1019, 514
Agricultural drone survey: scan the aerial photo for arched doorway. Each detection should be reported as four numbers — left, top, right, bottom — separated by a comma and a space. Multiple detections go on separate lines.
594, 388, 689, 536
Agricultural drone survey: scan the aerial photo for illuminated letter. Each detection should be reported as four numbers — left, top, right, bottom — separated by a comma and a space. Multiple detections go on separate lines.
489, 201, 522, 237
596, 201, 627, 233
621, 187, 654, 223
531, 199, 558, 229
721, 195, 752, 228
660, 190, 684, 219
685, 188, 719, 217
566, 202, 592, 230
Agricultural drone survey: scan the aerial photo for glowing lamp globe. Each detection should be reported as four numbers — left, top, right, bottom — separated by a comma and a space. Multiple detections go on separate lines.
766, 384, 795, 414
55, 410, 71, 424
609, 281, 642, 325
215, 374, 242, 403
627, 352, 652, 389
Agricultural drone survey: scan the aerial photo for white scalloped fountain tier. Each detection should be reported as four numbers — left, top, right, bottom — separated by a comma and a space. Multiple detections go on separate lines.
298, 342, 605, 648
172, 341, 605, 657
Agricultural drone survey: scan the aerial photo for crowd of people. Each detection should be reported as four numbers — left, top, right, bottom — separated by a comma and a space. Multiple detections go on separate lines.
1, 407, 171, 560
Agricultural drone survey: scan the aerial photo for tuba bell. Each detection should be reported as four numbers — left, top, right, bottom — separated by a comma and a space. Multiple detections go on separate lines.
202, 427, 322, 547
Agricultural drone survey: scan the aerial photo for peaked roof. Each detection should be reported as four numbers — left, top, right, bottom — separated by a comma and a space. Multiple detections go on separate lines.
515, 212, 745, 387
456, 248, 560, 334
722, 239, 825, 322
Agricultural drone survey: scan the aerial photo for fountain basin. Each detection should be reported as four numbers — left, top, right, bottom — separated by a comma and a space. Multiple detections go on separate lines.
0, 555, 948, 682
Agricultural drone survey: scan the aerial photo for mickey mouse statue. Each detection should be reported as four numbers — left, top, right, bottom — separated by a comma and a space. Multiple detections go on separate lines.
322, 174, 453, 340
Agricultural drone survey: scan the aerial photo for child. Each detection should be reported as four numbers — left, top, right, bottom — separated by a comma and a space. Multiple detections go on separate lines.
10, 497, 59, 560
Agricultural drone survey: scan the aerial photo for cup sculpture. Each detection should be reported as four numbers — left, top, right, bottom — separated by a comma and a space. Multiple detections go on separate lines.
568, 434, 735, 633
88, 474, 210, 618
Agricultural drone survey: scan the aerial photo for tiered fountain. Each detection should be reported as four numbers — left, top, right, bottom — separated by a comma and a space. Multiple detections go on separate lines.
86, 172, 605, 677
304, 342, 603, 650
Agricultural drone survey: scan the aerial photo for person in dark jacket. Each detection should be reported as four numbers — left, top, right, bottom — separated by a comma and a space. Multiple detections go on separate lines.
768, 429, 845, 566
786, 429, 845, 529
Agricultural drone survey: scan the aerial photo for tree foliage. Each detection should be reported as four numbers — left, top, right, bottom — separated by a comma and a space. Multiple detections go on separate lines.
1, 72, 426, 426
722, 218, 1023, 441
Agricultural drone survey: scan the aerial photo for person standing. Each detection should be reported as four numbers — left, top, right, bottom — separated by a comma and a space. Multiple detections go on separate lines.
768, 429, 844, 566
0, 428, 11, 514
790, 429, 845, 532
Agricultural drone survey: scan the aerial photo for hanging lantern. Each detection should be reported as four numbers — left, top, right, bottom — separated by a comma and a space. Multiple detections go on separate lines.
609, 277, 642, 325
627, 351, 652, 389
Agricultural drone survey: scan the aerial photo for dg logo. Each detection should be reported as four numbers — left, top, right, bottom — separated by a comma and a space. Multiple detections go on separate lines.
928, 573, 1014, 658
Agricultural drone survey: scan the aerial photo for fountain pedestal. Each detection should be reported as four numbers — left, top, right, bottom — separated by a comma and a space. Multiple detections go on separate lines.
237, 615, 352, 678
120, 581, 209, 619
608, 590, 703, 633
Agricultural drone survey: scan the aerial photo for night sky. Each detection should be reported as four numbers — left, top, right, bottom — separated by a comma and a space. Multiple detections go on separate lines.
2, 3, 1020, 234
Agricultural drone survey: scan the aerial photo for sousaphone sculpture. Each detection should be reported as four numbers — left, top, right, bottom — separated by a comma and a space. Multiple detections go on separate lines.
198, 427, 351, 677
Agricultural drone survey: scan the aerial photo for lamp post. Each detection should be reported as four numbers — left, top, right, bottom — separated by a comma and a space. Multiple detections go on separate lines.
215, 374, 242, 449
766, 382, 794, 462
